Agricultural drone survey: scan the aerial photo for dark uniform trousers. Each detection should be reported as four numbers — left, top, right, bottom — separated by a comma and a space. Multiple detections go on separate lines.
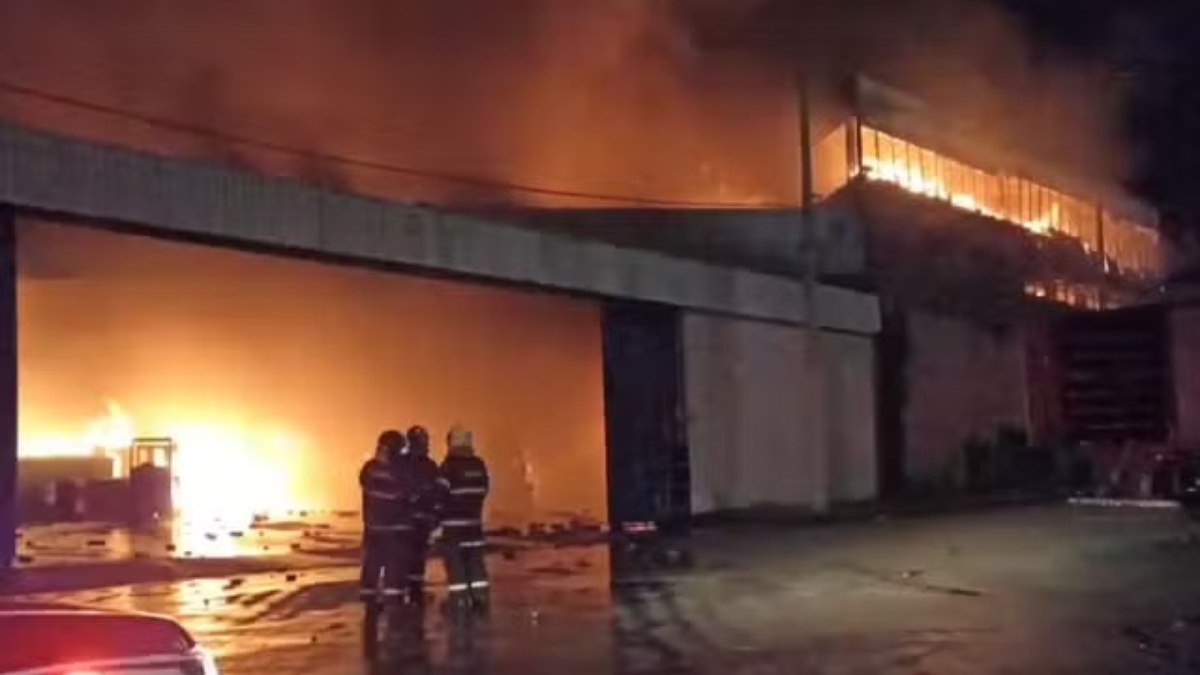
361, 526, 415, 603
440, 452, 490, 608
359, 456, 413, 604
443, 531, 488, 604
405, 454, 443, 602
406, 521, 434, 600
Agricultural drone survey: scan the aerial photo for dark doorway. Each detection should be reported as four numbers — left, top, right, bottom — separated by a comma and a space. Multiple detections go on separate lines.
1054, 305, 1171, 444
876, 307, 908, 497
602, 303, 689, 530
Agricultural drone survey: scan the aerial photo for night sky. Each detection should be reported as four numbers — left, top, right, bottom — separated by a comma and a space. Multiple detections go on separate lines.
999, 0, 1200, 243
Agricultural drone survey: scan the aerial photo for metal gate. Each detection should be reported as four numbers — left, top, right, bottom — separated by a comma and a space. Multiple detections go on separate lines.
602, 303, 690, 530
1055, 306, 1170, 444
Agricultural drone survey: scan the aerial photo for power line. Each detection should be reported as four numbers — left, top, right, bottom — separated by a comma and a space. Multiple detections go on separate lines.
0, 77, 795, 210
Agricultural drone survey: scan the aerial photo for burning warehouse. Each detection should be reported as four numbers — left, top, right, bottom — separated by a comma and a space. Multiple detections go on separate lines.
0, 0, 1179, 570
807, 77, 1167, 494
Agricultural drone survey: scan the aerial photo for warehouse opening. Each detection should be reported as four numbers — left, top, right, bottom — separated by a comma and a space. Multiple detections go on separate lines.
14, 219, 607, 542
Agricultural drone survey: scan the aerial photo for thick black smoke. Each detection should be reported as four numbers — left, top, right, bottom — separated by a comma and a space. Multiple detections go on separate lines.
673, 0, 1131, 186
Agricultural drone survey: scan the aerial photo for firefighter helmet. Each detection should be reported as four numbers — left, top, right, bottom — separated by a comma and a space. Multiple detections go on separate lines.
377, 429, 405, 455
406, 425, 431, 456
447, 424, 474, 450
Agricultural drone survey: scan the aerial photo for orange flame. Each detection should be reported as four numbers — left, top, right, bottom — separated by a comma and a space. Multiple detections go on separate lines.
854, 124, 1161, 281
19, 402, 307, 527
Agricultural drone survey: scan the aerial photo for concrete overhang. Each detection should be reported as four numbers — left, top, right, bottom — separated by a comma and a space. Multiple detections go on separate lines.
485, 207, 867, 280
0, 121, 880, 335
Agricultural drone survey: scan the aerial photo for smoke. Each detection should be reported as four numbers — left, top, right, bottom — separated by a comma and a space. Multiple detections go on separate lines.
0, 0, 797, 207
0, 0, 1129, 207
675, 0, 1131, 185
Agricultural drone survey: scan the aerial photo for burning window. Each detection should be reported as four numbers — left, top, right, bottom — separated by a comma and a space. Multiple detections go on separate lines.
851, 124, 1162, 281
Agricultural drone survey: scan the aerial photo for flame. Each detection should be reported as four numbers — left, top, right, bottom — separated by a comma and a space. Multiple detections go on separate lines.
860, 154, 1055, 236
166, 420, 303, 526
854, 124, 1160, 279
19, 402, 306, 528
20, 400, 133, 478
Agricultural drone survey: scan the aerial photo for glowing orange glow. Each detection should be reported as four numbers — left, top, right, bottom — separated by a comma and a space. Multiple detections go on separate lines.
19, 401, 133, 478
854, 125, 1162, 280
1024, 282, 1103, 309
18, 402, 307, 528
19, 220, 608, 534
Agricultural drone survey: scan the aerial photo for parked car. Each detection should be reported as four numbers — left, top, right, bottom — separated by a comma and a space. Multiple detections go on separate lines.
0, 601, 217, 674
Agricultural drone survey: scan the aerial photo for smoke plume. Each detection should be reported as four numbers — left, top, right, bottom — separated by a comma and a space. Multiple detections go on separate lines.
0, 1, 1130, 205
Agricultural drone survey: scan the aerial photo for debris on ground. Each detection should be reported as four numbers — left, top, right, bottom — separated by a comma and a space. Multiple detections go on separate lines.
529, 563, 576, 576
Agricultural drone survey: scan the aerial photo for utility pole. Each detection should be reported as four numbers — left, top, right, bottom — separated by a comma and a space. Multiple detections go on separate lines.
797, 75, 829, 513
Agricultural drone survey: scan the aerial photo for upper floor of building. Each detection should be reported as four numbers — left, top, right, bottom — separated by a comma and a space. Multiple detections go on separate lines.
808, 77, 1164, 311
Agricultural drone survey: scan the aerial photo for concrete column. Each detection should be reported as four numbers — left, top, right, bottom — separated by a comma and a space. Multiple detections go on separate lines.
0, 206, 15, 574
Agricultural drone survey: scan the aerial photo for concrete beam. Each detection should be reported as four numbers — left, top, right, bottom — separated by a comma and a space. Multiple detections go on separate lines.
0, 121, 880, 335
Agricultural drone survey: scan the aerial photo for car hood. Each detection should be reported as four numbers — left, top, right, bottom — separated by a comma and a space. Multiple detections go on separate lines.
0, 601, 195, 673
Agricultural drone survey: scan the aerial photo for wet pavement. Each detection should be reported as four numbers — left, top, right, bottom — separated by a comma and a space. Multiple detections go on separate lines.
15, 511, 364, 566
13, 505, 1200, 674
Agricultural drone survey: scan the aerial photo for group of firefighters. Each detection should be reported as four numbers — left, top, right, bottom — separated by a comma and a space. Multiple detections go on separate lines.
359, 424, 490, 614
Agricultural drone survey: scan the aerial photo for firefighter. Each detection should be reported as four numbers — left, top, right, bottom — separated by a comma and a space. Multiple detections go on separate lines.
404, 424, 446, 606
359, 429, 409, 609
439, 424, 491, 612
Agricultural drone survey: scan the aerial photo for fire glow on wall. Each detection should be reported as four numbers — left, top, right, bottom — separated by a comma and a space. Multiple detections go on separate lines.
16, 220, 608, 533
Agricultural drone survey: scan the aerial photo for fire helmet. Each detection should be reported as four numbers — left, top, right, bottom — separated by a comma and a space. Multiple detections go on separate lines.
406, 425, 431, 456
447, 424, 474, 451
377, 429, 405, 456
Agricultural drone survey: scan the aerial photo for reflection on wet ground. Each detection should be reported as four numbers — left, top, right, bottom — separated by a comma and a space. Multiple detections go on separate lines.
16, 511, 363, 565
14, 506, 1200, 673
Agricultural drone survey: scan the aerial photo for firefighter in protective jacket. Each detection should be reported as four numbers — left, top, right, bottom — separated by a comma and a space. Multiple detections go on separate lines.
358, 429, 409, 605
439, 424, 491, 610
404, 424, 446, 605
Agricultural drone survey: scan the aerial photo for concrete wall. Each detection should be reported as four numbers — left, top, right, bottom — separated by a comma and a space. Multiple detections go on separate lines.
683, 312, 876, 514
0, 121, 880, 336
826, 333, 878, 502
496, 207, 867, 279
1172, 307, 1200, 448
903, 310, 1028, 487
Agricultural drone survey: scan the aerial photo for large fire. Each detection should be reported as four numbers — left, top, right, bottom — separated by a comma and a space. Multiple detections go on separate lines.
852, 124, 1161, 279
18, 220, 609, 536
19, 401, 304, 527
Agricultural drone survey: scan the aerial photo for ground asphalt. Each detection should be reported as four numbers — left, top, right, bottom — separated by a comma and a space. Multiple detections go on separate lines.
12, 504, 1200, 674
